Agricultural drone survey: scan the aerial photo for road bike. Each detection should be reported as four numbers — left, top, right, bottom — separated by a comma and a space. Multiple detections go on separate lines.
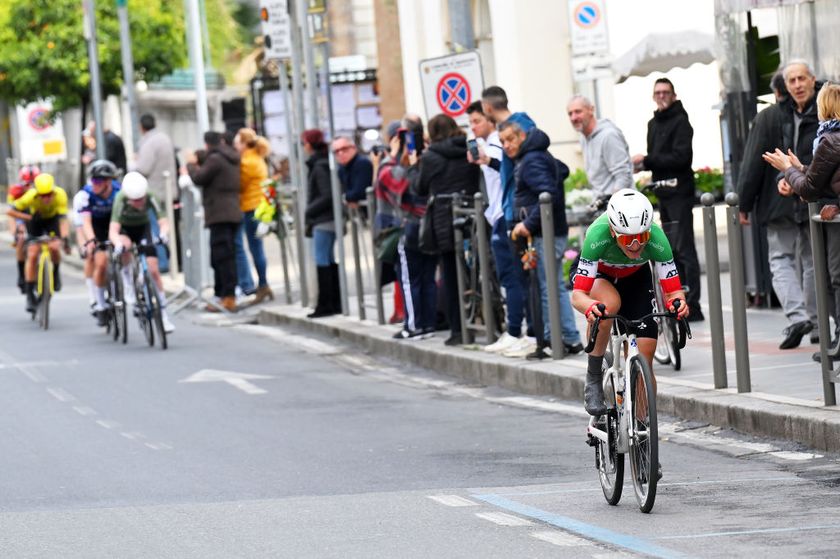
127, 239, 167, 350
97, 241, 128, 344
651, 260, 685, 370
28, 234, 56, 330
584, 301, 690, 513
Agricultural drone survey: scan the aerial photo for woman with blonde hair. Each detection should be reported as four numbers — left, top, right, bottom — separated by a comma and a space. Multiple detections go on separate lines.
234, 127, 273, 302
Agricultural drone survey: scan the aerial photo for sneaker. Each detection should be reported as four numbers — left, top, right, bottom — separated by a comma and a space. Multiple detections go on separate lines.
421, 327, 435, 340
501, 336, 537, 358
526, 344, 552, 360
444, 334, 463, 346
564, 342, 584, 355
483, 332, 519, 353
162, 315, 176, 334
393, 328, 423, 340
779, 320, 813, 350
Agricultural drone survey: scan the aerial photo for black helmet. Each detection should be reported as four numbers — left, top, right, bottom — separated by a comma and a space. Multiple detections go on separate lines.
89, 159, 118, 179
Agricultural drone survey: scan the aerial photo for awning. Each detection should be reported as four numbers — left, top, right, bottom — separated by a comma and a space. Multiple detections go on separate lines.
612, 31, 716, 84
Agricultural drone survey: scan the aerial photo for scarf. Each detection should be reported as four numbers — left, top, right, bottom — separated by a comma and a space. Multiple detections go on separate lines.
813, 119, 840, 155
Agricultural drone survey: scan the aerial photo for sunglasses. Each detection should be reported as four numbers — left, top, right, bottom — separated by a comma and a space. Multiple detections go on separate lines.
91, 177, 111, 184
615, 230, 651, 248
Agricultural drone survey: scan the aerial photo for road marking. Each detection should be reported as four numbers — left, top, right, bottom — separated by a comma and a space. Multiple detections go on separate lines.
95, 419, 121, 430
235, 324, 342, 355
144, 442, 173, 450
0, 360, 75, 370
727, 362, 815, 374
427, 495, 478, 507
475, 511, 533, 526
179, 369, 273, 395
73, 406, 97, 416
46, 386, 76, 403
657, 523, 840, 540
472, 494, 687, 559
660, 424, 823, 460
532, 530, 592, 547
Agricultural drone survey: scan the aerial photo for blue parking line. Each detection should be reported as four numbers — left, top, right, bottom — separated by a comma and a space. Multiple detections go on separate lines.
472, 493, 689, 559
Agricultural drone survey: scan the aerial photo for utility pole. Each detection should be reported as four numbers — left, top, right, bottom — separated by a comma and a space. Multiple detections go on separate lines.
297, 0, 320, 128
116, 0, 140, 152
82, 0, 105, 159
185, 0, 210, 137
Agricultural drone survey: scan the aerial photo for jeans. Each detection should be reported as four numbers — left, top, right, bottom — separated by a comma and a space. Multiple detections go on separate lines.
209, 223, 238, 298
235, 210, 268, 293
491, 218, 529, 337
767, 222, 816, 325
534, 235, 581, 344
313, 227, 337, 267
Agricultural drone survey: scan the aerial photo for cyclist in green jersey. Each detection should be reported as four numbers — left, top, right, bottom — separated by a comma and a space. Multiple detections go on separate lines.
108, 172, 175, 333
571, 189, 688, 416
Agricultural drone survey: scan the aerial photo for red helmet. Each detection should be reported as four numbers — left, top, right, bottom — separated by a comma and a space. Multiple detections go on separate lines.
18, 165, 41, 184
8, 183, 27, 200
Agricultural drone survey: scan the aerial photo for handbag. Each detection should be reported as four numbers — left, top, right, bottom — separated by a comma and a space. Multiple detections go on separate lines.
418, 195, 439, 254
375, 226, 403, 264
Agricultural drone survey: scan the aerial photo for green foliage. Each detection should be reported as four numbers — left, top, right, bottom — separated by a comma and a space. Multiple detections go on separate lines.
564, 168, 589, 193
0, 0, 186, 113
694, 166, 724, 195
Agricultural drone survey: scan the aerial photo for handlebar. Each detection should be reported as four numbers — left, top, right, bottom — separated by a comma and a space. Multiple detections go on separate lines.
583, 300, 691, 353
639, 178, 678, 194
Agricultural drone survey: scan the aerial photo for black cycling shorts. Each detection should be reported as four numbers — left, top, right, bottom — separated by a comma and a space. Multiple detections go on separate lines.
119, 224, 157, 258
596, 266, 658, 340
26, 215, 61, 239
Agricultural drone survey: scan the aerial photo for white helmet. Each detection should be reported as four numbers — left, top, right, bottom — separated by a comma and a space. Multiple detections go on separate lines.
606, 188, 653, 235
121, 171, 148, 200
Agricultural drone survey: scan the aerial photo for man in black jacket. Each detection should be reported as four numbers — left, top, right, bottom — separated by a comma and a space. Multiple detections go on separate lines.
737, 61, 821, 349
632, 78, 703, 321
186, 131, 242, 313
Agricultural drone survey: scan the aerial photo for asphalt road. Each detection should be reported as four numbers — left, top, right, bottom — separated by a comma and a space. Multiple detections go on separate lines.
1, 244, 839, 558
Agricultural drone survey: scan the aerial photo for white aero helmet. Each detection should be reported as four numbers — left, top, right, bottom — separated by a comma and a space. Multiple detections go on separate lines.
606, 188, 654, 235
122, 171, 148, 200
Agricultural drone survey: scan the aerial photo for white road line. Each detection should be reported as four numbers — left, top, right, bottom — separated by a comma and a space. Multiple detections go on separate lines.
427, 495, 478, 507
73, 406, 97, 416
46, 387, 76, 403
485, 396, 589, 417
144, 442, 173, 450
532, 530, 592, 547
95, 419, 121, 430
0, 360, 73, 370
768, 451, 823, 461
234, 324, 341, 355
727, 362, 815, 374
660, 424, 823, 461
475, 511, 533, 526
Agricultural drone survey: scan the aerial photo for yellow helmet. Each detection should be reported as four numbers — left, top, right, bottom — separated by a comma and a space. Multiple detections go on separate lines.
34, 173, 55, 195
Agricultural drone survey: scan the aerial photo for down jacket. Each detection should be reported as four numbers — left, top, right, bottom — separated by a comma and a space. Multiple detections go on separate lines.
187, 143, 243, 226
784, 127, 840, 202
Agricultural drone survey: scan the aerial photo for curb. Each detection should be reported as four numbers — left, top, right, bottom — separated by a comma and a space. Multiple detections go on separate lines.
257, 305, 840, 454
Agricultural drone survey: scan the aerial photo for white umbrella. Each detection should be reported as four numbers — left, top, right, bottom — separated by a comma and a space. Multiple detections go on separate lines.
612, 31, 716, 83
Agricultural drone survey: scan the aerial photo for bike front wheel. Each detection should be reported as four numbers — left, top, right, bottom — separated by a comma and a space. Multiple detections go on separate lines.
38, 256, 52, 331
628, 355, 659, 513
596, 375, 623, 505
149, 284, 167, 351
136, 281, 154, 347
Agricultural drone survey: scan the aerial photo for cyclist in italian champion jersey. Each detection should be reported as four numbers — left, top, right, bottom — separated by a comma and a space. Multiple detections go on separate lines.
76, 160, 121, 326
108, 172, 175, 333
571, 189, 688, 416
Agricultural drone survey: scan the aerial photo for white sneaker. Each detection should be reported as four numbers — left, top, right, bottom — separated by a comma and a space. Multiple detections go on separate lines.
501, 336, 537, 358
483, 332, 518, 353
162, 314, 176, 334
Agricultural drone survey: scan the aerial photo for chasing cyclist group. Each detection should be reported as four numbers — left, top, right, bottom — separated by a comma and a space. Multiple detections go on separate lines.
6, 162, 175, 334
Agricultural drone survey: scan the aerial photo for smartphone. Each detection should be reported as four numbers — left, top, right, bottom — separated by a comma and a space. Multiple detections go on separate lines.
467, 138, 479, 160
405, 131, 416, 152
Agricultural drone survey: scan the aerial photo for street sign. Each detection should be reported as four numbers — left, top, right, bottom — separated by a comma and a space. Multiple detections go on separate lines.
259, 0, 292, 60
568, 0, 609, 56
307, 0, 329, 44
419, 51, 484, 126
15, 101, 66, 164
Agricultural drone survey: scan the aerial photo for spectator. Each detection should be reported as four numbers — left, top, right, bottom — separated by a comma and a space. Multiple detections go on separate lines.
763, 81, 840, 355
233, 128, 273, 303
413, 114, 481, 346
631, 78, 704, 321
566, 95, 634, 199
186, 131, 242, 313
738, 60, 821, 349
500, 120, 583, 359
88, 121, 127, 173
333, 136, 374, 210
131, 113, 178, 272
302, 129, 341, 318
466, 101, 531, 354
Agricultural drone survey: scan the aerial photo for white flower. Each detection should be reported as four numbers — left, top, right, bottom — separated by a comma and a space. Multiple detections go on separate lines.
566, 188, 594, 208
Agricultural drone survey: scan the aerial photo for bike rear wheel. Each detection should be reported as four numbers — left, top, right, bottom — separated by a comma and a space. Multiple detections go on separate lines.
136, 279, 154, 347
628, 355, 658, 513
149, 281, 167, 351
111, 263, 128, 344
596, 386, 624, 506
38, 255, 51, 331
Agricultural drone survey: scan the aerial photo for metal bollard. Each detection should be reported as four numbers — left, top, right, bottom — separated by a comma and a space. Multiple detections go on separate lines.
807, 202, 837, 406
474, 192, 497, 344
539, 193, 565, 359
367, 187, 385, 325
452, 195, 472, 344
701, 193, 727, 388
725, 193, 751, 392
349, 206, 366, 320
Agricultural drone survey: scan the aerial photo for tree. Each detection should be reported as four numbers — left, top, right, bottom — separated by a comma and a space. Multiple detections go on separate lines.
0, 0, 187, 113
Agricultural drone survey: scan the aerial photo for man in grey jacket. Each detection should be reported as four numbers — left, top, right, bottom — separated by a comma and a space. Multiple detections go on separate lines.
567, 95, 634, 200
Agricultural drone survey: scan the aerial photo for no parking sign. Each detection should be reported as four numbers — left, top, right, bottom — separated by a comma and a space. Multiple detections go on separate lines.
420, 51, 484, 127
568, 0, 609, 56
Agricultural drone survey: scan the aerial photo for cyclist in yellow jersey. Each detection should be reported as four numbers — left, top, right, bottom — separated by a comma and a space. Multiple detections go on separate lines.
6, 173, 71, 312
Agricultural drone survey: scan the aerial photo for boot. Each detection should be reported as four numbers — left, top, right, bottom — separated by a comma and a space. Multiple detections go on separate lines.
17, 261, 25, 293
252, 285, 275, 304
307, 266, 336, 318
328, 263, 343, 314
584, 371, 608, 417
25, 282, 37, 313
